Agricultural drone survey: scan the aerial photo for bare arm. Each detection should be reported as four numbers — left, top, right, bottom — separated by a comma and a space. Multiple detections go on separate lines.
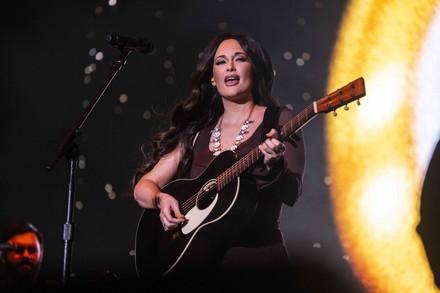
133, 146, 186, 229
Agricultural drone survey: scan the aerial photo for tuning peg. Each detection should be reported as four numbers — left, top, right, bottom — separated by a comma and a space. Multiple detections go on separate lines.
333, 110, 337, 117
350, 93, 361, 106
344, 104, 349, 111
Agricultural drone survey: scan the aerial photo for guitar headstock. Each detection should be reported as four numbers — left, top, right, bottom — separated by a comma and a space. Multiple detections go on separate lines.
315, 77, 366, 115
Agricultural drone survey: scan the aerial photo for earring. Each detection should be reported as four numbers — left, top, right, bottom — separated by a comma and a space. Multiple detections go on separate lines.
211, 77, 216, 86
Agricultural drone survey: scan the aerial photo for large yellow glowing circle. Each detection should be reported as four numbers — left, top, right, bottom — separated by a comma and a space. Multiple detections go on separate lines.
327, 1, 440, 292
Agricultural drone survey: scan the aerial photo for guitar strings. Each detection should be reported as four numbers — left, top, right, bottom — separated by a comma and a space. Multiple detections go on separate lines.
179, 182, 218, 213
179, 105, 315, 214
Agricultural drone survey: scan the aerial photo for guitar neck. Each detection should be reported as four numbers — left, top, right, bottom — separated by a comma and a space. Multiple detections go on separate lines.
217, 103, 317, 189
216, 76, 366, 190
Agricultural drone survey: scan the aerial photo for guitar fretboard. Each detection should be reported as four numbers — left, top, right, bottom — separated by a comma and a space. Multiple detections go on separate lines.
217, 103, 317, 190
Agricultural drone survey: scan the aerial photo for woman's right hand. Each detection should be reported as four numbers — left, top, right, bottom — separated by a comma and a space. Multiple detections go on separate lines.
156, 193, 186, 231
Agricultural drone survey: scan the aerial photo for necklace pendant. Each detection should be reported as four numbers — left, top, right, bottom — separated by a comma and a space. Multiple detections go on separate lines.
212, 131, 221, 138
210, 105, 256, 156
241, 124, 249, 131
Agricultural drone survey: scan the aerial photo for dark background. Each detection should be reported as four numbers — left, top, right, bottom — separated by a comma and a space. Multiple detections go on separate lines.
0, 0, 366, 291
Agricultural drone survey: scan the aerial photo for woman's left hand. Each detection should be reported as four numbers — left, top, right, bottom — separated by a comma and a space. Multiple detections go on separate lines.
258, 128, 286, 171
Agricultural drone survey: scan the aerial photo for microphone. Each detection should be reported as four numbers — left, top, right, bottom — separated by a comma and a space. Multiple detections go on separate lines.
106, 34, 156, 55
0, 243, 17, 251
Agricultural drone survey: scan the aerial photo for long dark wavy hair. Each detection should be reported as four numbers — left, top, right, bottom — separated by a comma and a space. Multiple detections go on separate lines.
129, 32, 279, 190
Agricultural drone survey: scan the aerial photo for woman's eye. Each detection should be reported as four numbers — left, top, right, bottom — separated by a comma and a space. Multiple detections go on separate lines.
215, 60, 226, 65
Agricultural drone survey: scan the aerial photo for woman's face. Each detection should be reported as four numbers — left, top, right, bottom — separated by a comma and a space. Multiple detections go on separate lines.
212, 39, 253, 103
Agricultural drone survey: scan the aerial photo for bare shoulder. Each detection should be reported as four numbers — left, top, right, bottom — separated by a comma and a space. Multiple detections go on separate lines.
254, 105, 267, 123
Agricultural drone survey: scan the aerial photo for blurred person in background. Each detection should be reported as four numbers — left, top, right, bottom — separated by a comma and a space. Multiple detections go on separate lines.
0, 221, 44, 290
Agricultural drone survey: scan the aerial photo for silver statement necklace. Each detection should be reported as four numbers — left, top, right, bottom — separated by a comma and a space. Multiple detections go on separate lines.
210, 105, 256, 156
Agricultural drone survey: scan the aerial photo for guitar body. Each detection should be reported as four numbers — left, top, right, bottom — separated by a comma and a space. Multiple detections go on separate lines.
135, 150, 258, 281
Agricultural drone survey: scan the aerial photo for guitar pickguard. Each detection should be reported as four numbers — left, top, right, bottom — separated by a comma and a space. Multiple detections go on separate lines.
182, 191, 218, 234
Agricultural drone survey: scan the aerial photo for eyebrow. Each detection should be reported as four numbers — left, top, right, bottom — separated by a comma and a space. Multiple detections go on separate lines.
14, 245, 37, 254
214, 52, 247, 60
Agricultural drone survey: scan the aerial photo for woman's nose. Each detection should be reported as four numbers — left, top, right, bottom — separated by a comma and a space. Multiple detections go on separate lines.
226, 60, 236, 71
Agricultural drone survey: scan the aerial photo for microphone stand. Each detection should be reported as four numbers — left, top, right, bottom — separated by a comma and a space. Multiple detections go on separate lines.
46, 49, 133, 286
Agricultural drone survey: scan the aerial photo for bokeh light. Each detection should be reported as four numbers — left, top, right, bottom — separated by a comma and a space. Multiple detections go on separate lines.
326, 0, 440, 292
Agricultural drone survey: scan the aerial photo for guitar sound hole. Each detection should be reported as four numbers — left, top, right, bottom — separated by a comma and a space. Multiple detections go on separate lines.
197, 190, 217, 210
